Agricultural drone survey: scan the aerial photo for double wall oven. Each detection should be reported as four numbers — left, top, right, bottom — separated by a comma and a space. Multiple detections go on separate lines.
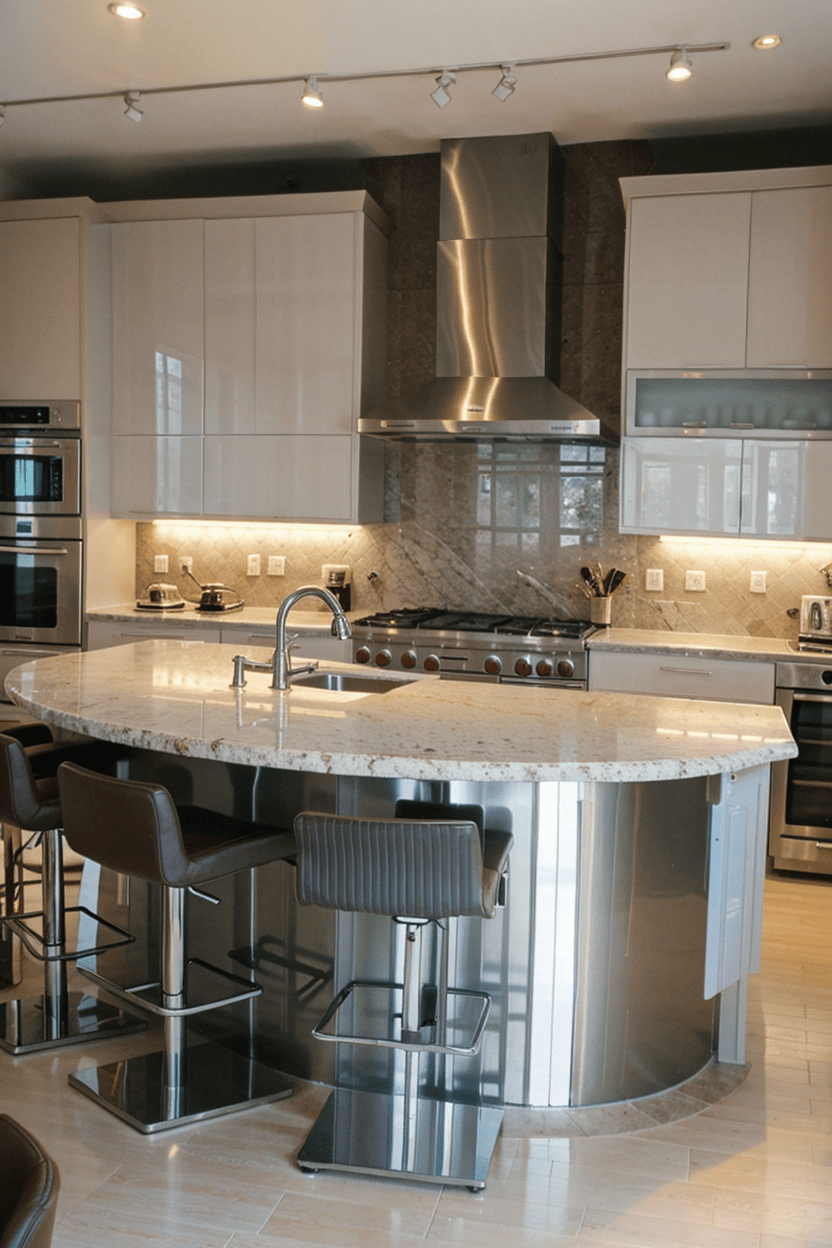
0, 403, 82, 703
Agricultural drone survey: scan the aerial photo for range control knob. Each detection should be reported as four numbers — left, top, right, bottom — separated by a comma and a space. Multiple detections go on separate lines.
536, 659, 554, 678
557, 658, 576, 680
375, 649, 392, 668
355, 646, 371, 664
423, 654, 441, 672
483, 655, 503, 676
514, 657, 532, 677
400, 650, 417, 669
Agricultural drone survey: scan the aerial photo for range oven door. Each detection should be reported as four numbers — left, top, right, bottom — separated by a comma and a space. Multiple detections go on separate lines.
0, 436, 81, 516
0, 517, 82, 649
770, 685, 832, 874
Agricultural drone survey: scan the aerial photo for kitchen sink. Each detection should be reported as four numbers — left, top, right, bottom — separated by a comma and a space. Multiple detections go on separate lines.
292, 671, 407, 694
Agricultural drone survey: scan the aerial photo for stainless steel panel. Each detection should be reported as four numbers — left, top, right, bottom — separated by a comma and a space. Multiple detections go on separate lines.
439, 133, 562, 243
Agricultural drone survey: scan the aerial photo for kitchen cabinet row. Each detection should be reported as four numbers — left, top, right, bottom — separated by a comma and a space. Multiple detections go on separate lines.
86, 616, 353, 661
588, 646, 775, 703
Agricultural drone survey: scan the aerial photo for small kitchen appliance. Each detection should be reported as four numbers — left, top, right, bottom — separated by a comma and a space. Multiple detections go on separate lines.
136, 583, 186, 610
183, 566, 244, 612
797, 594, 832, 651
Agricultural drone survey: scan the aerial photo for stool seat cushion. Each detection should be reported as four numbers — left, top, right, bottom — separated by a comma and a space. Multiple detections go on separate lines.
0, 1114, 59, 1248
294, 813, 513, 920
58, 762, 296, 889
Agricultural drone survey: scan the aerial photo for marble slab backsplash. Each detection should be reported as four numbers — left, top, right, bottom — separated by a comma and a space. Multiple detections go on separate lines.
135, 442, 832, 641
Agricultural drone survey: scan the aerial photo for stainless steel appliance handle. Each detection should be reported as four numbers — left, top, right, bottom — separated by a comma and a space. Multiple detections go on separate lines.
0, 439, 64, 449
0, 545, 69, 556
659, 665, 712, 676
792, 692, 832, 703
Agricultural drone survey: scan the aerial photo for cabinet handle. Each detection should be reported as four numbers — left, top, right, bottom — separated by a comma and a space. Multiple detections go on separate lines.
659, 665, 712, 677
730, 423, 755, 429
681, 421, 708, 428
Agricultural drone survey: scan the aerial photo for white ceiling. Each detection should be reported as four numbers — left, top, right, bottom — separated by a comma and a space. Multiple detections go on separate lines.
1, 0, 831, 194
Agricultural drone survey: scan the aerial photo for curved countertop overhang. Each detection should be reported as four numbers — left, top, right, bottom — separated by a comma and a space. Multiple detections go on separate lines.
5, 639, 797, 784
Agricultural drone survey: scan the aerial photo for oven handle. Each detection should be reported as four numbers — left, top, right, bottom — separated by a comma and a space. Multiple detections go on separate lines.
0, 440, 65, 449
791, 692, 832, 703
0, 545, 70, 556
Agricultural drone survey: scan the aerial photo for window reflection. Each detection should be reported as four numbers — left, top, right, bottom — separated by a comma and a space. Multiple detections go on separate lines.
476, 443, 605, 551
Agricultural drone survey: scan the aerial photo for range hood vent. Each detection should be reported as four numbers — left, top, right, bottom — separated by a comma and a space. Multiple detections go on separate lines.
360, 133, 617, 444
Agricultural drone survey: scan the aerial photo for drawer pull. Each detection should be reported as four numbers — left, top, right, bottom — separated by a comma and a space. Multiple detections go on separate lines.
658, 665, 712, 677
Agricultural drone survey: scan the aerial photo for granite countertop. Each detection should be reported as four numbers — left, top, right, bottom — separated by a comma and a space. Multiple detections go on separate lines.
6, 639, 796, 784
87, 604, 340, 632
587, 628, 803, 663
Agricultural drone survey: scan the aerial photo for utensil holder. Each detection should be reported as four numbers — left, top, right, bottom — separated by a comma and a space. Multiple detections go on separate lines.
590, 596, 612, 626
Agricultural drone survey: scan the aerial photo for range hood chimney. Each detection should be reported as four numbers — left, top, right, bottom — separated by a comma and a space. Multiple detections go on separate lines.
360, 132, 617, 444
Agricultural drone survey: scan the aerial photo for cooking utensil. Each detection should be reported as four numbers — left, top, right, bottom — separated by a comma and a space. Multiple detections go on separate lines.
607, 569, 626, 595
580, 566, 601, 596
575, 581, 594, 599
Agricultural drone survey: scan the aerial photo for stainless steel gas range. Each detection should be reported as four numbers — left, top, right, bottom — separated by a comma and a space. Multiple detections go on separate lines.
351, 609, 596, 688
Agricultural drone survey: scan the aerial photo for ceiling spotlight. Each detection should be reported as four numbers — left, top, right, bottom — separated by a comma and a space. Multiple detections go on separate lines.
0, 107, 5, 128
301, 76, 324, 109
753, 34, 782, 50
123, 91, 143, 122
492, 65, 517, 102
666, 49, 693, 82
431, 71, 456, 108
108, 3, 145, 17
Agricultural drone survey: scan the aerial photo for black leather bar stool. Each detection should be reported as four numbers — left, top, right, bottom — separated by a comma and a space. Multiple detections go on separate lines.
0, 1114, 59, 1248
0, 729, 144, 1055
293, 807, 513, 1189
57, 761, 297, 1134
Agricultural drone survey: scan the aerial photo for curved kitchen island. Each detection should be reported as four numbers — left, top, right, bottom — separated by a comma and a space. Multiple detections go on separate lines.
6, 640, 796, 1114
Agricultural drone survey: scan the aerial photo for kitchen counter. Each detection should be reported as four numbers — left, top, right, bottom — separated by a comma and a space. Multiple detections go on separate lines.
587, 627, 803, 663
87, 603, 341, 633
6, 640, 795, 783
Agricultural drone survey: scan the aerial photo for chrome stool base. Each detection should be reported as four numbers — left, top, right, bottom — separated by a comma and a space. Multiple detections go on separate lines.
0, 990, 145, 1055
298, 1087, 504, 1190
69, 1038, 293, 1134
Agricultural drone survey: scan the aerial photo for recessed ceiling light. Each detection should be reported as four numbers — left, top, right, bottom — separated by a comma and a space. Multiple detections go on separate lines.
752, 34, 782, 50
108, 3, 145, 19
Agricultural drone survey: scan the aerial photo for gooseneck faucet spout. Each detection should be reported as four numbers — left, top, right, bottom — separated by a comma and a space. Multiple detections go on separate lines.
273, 585, 352, 690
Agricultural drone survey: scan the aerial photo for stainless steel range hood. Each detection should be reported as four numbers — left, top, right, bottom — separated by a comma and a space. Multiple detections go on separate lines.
359, 133, 617, 444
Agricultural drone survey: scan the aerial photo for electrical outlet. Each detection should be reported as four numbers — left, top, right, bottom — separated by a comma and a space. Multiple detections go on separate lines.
267, 556, 285, 576
246, 554, 261, 576
153, 554, 169, 573
645, 568, 663, 591
322, 563, 351, 585
750, 570, 767, 593
179, 556, 193, 573
685, 570, 706, 592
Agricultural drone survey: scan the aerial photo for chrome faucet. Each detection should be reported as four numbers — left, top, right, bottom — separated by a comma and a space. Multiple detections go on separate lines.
230, 585, 352, 692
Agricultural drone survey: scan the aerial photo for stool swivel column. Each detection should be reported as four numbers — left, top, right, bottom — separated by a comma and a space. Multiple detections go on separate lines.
0, 731, 144, 1055
58, 761, 297, 1134
293, 810, 513, 1190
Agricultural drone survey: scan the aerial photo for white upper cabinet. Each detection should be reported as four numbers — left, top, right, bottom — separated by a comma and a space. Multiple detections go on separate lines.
204, 218, 256, 435
625, 193, 751, 370
0, 216, 82, 398
746, 185, 832, 368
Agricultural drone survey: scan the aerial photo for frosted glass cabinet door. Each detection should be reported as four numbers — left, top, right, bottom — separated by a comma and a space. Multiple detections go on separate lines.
625, 193, 751, 369
203, 435, 352, 520
255, 215, 356, 434
111, 220, 204, 436
747, 186, 832, 369
111, 435, 203, 517
620, 438, 742, 534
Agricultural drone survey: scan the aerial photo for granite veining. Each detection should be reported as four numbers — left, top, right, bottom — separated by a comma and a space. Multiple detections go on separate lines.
6, 640, 796, 783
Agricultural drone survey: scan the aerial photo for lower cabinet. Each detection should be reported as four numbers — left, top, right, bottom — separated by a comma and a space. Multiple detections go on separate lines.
222, 624, 352, 662
588, 649, 775, 704
86, 617, 352, 663
86, 620, 221, 648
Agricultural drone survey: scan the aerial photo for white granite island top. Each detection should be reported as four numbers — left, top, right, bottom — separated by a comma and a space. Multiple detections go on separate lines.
5, 640, 796, 784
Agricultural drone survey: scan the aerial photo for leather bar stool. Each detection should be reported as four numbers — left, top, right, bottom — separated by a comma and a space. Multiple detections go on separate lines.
0, 729, 144, 1055
0, 1114, 59, 1248
293, 807, 513, 1190
57, 761, 297, 1134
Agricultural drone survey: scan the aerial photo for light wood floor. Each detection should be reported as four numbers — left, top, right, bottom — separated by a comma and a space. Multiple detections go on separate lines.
1, 869, 831, 1247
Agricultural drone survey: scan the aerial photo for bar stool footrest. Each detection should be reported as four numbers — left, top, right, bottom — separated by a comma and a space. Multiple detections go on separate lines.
298, 1087, 503, 1189
79, 956, 263, 1016
68, 1038, 293, 1133
0, 990, 146, 1055
312, 979, 491, 1056
3, 906, 134, 963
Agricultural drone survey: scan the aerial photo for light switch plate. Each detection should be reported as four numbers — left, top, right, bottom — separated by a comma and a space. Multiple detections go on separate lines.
685, 570, 706, 592
268, 556, 285, 576
247, 554, 261, 576
750, 570, 767, 593
154, 554, 169, 573
645, 568, 663, 591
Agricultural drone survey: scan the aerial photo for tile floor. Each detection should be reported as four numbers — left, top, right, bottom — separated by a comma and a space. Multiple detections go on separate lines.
1, 868, 830, 1247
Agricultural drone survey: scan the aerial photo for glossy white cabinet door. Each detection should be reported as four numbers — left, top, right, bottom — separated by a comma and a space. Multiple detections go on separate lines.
620, 437, 742, 534
87, 620, 221, 648
739, 440, 804, 537
625, 193, 751, 369
255, 215, 356, 434
747, 186, 832, 369
204, 218, 256, 435
203, 435, 352, 520
798, 441, 832, 540
112, 435, 203, 517
0, 217, 81, 398
111, 220, 204, 435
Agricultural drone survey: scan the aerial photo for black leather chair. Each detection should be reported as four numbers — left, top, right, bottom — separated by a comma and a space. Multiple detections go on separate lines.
57, 761, 297, 1133
293, 806, 513, 1189
0, 729, 144, 1054
0, 1114, 59, 1248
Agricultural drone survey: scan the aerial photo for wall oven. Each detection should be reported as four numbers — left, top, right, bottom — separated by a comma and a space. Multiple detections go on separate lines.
770, 659, 832, 875
0, 401, 81, 518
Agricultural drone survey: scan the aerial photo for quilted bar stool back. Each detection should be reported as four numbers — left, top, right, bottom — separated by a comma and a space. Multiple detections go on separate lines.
57, 760, 296, 1133
294, 810, 513, 1189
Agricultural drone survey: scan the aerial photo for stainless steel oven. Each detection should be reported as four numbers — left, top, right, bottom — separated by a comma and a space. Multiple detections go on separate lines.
770, 659, 832, 875
0, 515, 83, 702
0, 402, 81, 518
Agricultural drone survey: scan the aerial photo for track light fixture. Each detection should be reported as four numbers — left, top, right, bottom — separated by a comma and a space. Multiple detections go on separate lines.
666, 48, 693, 82
301, 76, 324, 109
0, 107, 5, 128
431, 71, 456, 108
108, 3, 145, 17
492, 65, 517, 102
123, 91, 143, 121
